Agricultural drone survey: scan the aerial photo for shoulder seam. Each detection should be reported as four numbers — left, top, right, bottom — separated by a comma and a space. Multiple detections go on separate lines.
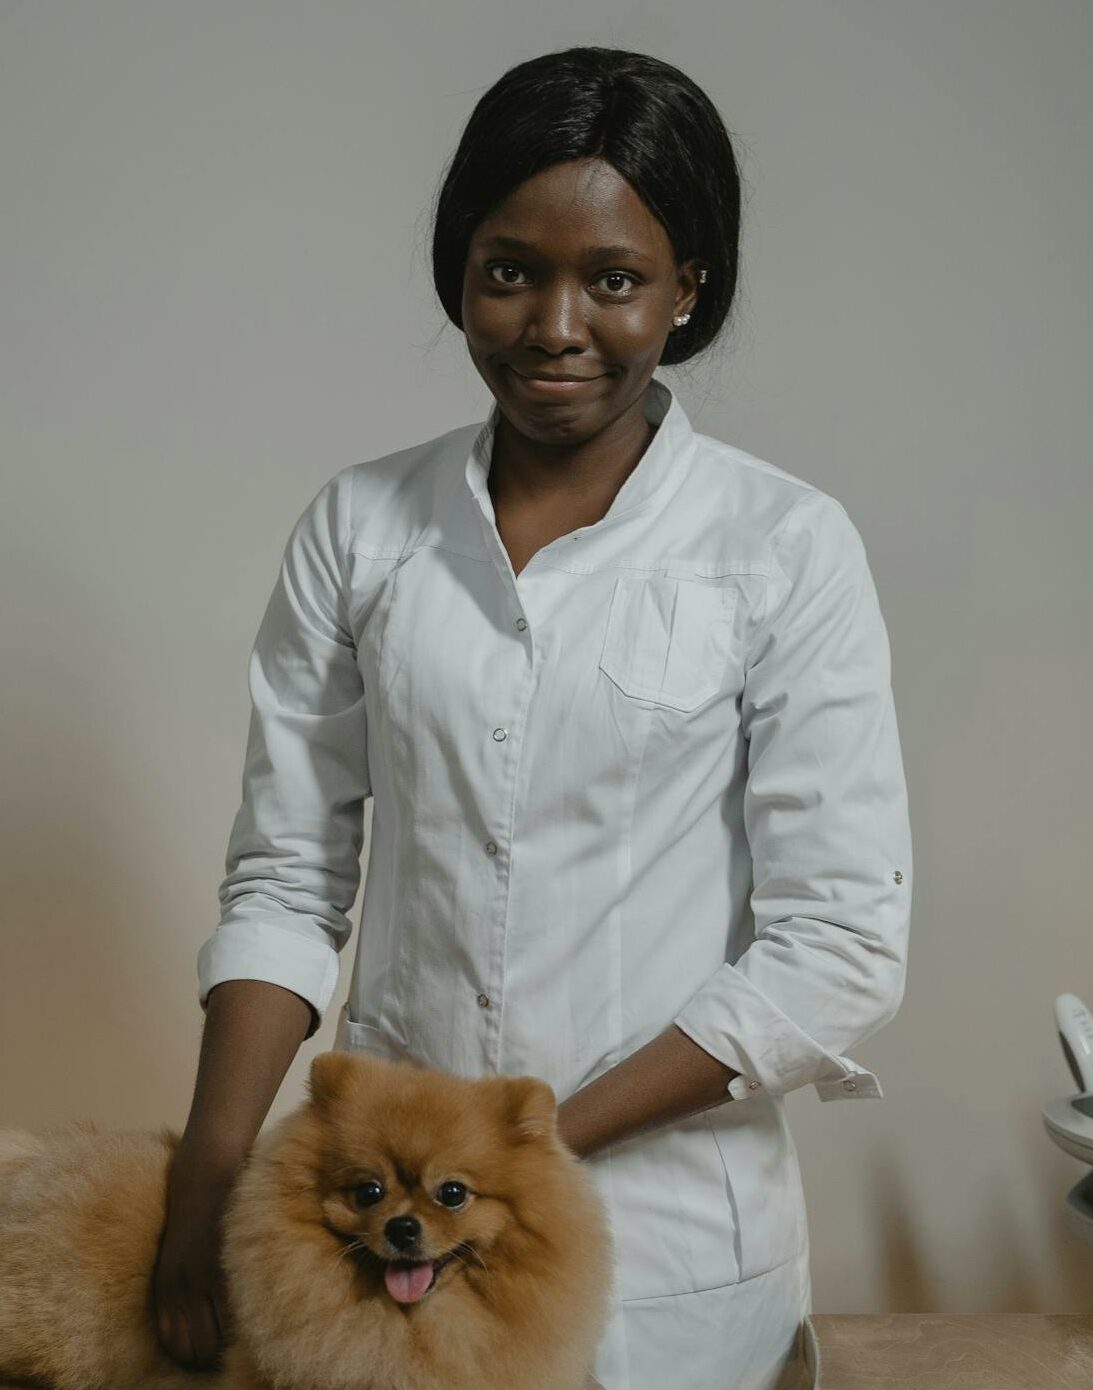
694, 432, 822, 497
745, 490, 831, 672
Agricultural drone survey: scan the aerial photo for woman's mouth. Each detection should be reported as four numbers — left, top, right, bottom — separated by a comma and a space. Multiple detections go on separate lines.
506, 366, 606, 399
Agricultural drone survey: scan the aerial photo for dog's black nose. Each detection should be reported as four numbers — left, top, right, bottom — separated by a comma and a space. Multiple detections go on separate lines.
384, 1215, 422, 1250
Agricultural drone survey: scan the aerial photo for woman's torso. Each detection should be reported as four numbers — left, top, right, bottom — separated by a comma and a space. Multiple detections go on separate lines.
335, 376, 815, 1300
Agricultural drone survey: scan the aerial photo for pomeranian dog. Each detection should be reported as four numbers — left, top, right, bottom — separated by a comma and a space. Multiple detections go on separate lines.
0, 1049, 614, 1390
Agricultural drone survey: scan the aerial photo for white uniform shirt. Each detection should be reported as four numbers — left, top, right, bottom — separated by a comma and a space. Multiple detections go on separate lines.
198, 375, 911, 1309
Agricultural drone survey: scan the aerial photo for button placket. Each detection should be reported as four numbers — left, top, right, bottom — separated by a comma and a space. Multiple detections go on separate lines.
479, 609, 532, 1038
482, 725, 507, 1018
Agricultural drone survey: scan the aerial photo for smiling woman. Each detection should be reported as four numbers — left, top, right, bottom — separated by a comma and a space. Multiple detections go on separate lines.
461, 154, 692, 514
165, 43, 910, 1390
430, 51, 740, 537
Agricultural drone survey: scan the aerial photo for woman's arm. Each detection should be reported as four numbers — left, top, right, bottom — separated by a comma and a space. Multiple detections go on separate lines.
174, 978, 314, 1164
152, 978, 313, 1370
560, 490, 912, 1158
669, 491, 912, 1102
199, 465, 370, 1043
556, 1023, 738, 1160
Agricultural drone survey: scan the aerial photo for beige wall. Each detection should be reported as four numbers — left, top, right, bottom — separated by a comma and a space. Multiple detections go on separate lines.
2, 1, 1091, 1313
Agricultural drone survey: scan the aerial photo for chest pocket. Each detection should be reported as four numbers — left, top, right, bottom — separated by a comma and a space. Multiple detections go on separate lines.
598, 574, 739, 713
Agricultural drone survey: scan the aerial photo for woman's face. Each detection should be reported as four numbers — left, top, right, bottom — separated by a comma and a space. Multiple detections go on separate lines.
461, 157, 700, 445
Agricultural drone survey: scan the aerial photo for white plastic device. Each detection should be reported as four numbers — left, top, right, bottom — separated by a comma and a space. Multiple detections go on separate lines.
1041, 993, 1093, 1243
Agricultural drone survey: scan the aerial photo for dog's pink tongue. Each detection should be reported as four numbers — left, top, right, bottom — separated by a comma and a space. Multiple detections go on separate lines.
385, 1260, 435, 1305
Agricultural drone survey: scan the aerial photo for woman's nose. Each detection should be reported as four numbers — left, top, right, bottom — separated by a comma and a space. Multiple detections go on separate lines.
522, 281, 589, 351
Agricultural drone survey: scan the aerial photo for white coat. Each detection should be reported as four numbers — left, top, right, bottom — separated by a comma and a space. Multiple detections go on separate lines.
198, 376, 912, 1389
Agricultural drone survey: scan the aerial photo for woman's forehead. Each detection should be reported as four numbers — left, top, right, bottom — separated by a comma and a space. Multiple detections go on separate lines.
470, 161, 670, 258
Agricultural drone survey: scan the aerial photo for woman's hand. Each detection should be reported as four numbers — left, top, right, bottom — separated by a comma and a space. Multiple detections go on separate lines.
149, 979, 314, 1367
152, 1141, 241, 1370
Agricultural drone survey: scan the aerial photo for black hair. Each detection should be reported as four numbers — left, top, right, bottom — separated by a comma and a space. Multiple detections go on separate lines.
430, 46, 743, 367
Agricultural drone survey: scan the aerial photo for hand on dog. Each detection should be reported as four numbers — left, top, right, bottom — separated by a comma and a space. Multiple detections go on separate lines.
151, 1144, 238, 1371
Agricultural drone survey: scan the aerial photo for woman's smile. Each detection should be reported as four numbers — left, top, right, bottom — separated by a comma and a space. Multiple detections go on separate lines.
505, 365, 610, 400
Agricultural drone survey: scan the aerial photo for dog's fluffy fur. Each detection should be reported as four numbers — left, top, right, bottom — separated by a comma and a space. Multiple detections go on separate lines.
0, 1051, 614, 1389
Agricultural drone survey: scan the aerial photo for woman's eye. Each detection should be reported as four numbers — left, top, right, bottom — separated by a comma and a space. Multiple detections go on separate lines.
594, 271, 637, 296
353, 1180, 384, 1206
437, 1181, 468, 1208
486, 263, 637, 297
488, 262, 530, 286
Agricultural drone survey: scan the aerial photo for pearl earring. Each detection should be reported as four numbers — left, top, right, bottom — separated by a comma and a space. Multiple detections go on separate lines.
672, 268, 707, 328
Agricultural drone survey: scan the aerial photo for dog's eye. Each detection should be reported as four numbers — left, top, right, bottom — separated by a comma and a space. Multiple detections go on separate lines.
353, 1180, 384, 1207
437, 1181, 468, 1208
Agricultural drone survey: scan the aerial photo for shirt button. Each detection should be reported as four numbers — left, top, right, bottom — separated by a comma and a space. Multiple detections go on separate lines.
485, 840, 498, 855
476, 993, 490, 1008
492, 728, 508, 742
842, 1078, 857, 1092
893, 869, 904, 884
515, 617, 527, 631
747, 1080, 760, 1090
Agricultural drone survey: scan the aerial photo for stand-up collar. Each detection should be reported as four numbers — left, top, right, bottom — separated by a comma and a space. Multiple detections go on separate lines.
463, 376, 696, 529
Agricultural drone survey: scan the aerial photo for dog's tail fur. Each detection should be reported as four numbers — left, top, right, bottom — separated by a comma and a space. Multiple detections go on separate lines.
0, 1124, 174, 1196
0, 1131, 47, 1219
0, 1130, 46, 1177
0, 1122, 107, 1177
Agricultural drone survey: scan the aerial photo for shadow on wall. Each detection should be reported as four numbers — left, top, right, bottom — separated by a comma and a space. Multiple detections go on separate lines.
864, 1126, 1093, 1313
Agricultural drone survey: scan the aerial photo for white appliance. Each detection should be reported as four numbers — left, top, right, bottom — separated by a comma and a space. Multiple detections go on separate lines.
1041, 993, 1093, 1244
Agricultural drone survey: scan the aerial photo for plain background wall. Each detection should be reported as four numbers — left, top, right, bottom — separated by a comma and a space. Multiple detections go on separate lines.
2, 1, 1091, 1314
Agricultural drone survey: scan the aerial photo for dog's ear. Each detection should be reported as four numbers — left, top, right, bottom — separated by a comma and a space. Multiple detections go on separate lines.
308, 1050, 357, 1111
504, 1075, 558, 1142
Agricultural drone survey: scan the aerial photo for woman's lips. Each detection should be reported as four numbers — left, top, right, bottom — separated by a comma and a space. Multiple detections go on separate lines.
507, 366, 605, 399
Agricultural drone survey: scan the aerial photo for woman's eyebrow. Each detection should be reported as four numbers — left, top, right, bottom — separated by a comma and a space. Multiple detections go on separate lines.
479, 234, 653, 265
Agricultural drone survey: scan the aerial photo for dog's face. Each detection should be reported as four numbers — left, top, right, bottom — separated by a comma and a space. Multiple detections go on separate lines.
223, 1050, 612, 1389
302, 1050, 562, 1308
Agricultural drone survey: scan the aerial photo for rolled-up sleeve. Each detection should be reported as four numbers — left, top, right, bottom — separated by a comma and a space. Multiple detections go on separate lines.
197, 465, 369, 1037
673, 489, 912, 1101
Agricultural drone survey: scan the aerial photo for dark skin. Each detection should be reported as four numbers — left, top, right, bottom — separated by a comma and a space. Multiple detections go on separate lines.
463, 155, 697, 554
460, 157, 741, 1156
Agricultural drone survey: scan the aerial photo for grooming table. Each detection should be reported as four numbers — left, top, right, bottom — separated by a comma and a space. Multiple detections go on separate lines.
805, 1313, 1093, 1388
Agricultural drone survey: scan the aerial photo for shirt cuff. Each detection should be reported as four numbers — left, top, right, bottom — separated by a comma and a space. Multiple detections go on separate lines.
672, 961, 884, 1102
197, 919, 341, 1039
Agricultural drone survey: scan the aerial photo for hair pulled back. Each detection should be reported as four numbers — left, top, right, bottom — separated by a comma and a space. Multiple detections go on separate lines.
431, 46, 742, 366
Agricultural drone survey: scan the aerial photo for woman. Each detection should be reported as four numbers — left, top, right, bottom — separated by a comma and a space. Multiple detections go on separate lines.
154, 46, 911, 1390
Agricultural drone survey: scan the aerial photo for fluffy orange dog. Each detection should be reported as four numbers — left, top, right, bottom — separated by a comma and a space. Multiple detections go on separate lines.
0, 1050, 613, 1389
